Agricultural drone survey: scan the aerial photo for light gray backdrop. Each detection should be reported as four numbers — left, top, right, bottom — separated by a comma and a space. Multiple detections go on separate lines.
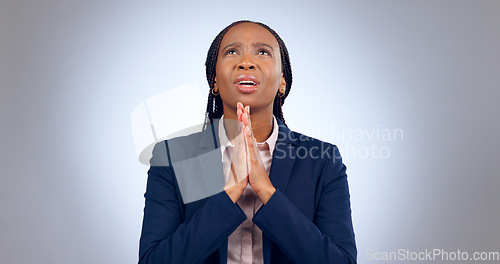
1, 0, 499, 263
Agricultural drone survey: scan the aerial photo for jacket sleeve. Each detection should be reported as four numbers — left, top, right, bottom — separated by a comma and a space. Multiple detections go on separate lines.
138, 142, 247, 264
252, 146, 357, 264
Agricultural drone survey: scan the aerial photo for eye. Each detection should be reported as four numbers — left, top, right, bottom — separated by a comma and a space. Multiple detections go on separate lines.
225, 49, 237, 55
258, 49, 270, 56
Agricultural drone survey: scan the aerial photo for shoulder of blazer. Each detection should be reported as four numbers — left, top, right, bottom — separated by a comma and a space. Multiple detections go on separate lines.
277, 122, 340, 161
149, 118, 222, 167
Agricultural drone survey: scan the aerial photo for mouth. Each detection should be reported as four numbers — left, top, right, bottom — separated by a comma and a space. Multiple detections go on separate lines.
234, 75, 259, 94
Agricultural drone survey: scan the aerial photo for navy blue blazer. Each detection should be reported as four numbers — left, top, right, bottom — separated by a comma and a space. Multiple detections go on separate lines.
139, 117, 357, 264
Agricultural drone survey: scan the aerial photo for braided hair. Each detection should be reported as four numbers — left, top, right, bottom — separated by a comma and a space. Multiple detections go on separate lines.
204, 20, 293, 126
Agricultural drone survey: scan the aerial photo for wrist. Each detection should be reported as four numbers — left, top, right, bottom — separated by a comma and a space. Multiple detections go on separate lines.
225, 185, 244, 203
225, 188, 239, 203
258, 186, 276, 204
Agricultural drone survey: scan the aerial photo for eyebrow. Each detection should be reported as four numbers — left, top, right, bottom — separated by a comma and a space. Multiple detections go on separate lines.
222, 42, 241, 53
221, 42, 275, 53
253, 42, 274, 52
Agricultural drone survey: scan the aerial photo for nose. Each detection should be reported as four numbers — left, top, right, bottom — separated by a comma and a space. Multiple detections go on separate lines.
237, 54, 256, 70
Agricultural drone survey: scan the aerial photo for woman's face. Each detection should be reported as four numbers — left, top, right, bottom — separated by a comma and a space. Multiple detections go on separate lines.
215, 22, 285, 114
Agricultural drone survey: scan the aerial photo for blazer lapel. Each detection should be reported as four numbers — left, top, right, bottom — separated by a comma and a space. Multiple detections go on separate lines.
269, 118, 297, 193
263, 118, 297, 264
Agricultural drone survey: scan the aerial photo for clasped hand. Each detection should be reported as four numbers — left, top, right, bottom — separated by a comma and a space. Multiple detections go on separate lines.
224, 102, 276, 204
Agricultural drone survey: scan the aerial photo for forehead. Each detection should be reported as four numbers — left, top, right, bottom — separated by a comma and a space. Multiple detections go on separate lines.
220, 23, 279, 49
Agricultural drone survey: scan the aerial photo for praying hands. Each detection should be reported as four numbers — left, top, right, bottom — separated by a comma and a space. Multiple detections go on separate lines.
224, 102, 276, 204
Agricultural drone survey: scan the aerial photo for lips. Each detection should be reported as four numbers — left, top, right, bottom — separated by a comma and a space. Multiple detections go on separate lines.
234, 75, 259, 94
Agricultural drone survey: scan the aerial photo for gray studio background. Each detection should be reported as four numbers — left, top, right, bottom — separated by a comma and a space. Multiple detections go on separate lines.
1, 0, 499, 263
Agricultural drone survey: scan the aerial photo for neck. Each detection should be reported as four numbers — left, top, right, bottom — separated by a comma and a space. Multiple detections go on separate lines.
222, 105, 274, 143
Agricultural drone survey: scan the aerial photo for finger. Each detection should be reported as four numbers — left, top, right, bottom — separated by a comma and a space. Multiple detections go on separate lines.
244, 126, 256, 159
245, 125, 264, 165
242, 126, 251, 175
237, 108, 242, 120
224, 162, 237, 189
230, 161, 238, 184
244, 106, 250, 125
245, 106, 253, 137
242, 112, 248, 126
237, 102, 243, 122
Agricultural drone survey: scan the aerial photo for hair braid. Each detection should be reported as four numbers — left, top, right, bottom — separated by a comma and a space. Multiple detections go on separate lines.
204, 20, 293, 126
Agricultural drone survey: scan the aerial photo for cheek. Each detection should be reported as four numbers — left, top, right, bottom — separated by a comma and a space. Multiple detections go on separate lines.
265, 65, 282, 90
216, 62, 233, 84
